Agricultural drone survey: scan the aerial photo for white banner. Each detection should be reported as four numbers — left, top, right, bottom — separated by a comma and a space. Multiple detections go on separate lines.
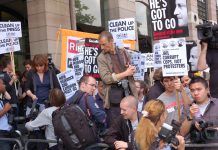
0, 38, 20, 54
160, 38, 188, 76
145, 53, 154, 68
153, 43, 162, 68
57, 69, 79, 100
0, 22, 22, 38
108, 18, 135, 41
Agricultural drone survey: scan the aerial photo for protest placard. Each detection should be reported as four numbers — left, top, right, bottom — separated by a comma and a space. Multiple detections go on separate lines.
108, 18, 135, 41
145, 53, 154, 68
67, 53, 84, 81
160, 38, 188, 76
149, 0, 189, 40
57, 69, 79, 100
153, 43, 162, 68
141, 53, 147, 73
0, 22, 22, 38
0, 38, 20, 54
82, 38, 101, 79
127, 50, 143, 80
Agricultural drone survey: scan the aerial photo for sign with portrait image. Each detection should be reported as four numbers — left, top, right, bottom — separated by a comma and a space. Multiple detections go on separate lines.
160, 38, 188, 76
149, 0, 189, 40
186, 41, 198, 72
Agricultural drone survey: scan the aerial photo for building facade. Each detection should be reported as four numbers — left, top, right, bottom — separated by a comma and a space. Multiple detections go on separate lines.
0, 0, 217, 69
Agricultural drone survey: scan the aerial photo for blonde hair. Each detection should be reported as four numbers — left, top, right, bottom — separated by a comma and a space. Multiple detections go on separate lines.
135, 99, 165, 150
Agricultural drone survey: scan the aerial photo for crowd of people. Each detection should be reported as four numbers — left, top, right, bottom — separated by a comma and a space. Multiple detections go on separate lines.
0, 30, 217, 150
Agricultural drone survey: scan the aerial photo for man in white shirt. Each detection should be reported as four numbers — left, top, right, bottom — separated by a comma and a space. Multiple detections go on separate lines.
135, 80, 148, 112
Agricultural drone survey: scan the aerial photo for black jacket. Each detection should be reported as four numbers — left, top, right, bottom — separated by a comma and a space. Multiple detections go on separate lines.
104, 113, 142, 150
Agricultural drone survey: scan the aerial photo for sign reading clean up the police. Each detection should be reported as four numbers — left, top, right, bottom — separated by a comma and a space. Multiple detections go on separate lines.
160, 38, 188, 76
108, 18, 135, 41
149, 0, 189, 40
0, 38, 20, 54
0, 22, 22, 38
57, 69, 79, 100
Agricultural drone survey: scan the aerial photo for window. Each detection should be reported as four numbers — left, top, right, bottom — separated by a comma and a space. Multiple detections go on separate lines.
75, 0, 107, 33
197, 0, 208, 21
136, 1, 152, 53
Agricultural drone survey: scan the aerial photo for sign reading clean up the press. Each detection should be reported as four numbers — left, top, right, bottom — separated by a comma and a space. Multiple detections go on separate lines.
0, 38, 20, 54
145, 53, 154, 68
108, 18, 135, 41
0, 22, 22, 38
160, 38, 188, 76
57, 69, 79, 100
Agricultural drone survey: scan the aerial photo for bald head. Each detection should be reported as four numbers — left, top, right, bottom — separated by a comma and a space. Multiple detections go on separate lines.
121, 95, 138, 109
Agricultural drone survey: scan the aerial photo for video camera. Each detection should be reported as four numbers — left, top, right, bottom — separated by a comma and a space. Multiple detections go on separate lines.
196, 22, 218, 49
190, 119, 217, 143
158, 120, 181, 146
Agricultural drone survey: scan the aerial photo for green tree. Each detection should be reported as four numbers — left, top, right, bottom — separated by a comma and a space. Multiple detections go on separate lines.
75, 0, 95, 25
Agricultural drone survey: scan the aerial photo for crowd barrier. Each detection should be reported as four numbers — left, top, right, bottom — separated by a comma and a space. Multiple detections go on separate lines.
0, 137, 109, 150
185, 143, 218, 148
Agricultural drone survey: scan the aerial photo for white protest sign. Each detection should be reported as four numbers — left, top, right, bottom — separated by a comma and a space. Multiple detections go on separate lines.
108, 18, 135, 41
57, 69, 79, 100
160, 38, 188, 76
145, 53, 154, 68
0, 22, 22, 38
72, 53, 84, 81
0, 38, 20, 54
153, 43, 162, 68
141, 53, 147, 73
127, 50, 143, 80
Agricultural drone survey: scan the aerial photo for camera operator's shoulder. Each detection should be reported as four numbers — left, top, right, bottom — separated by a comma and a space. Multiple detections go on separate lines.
210, 97, 218, 105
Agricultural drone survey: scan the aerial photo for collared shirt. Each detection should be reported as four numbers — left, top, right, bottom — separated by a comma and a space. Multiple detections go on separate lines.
137, 96, 144, 112
0, 100, 11, 131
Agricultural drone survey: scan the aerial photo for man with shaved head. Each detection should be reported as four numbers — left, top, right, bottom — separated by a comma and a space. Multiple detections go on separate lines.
104, 96, 141, 150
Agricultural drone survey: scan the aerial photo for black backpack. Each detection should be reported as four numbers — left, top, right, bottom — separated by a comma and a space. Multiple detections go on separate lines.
52, 90, 98, 150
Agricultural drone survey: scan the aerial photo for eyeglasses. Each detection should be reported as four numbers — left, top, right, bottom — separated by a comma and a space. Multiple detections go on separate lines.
86, 83, 97, 88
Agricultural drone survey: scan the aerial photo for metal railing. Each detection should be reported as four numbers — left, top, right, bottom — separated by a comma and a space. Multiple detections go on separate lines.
185, 143, 218, 148
0, 137, 23, 150
24, 139, 57, 150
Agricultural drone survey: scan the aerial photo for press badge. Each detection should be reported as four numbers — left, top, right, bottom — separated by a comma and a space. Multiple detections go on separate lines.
167, 107, 175, 113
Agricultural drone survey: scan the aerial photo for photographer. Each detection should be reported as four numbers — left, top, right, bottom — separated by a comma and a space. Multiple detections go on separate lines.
197, 41, 218, 98
180, 77, 218, 149
135, 99, 185, 150
0, 79, 12, 150
25, 88, 66, 150
97, 31, 138, 127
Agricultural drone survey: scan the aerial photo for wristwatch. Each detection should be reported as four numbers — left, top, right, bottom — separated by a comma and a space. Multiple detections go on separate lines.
187, 115, 193, 121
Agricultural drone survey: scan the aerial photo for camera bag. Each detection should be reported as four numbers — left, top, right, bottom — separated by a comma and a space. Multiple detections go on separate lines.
52, 90, 98, 150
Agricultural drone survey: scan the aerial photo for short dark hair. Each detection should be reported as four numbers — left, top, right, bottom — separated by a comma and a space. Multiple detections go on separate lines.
49, 88, 66, 107
2, 56, 11, 68
23, 59, 33, 66
98, 31, 113, 42
189, 76, 208, 88
160, 76, 175, 82
79, 76, 96, 87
